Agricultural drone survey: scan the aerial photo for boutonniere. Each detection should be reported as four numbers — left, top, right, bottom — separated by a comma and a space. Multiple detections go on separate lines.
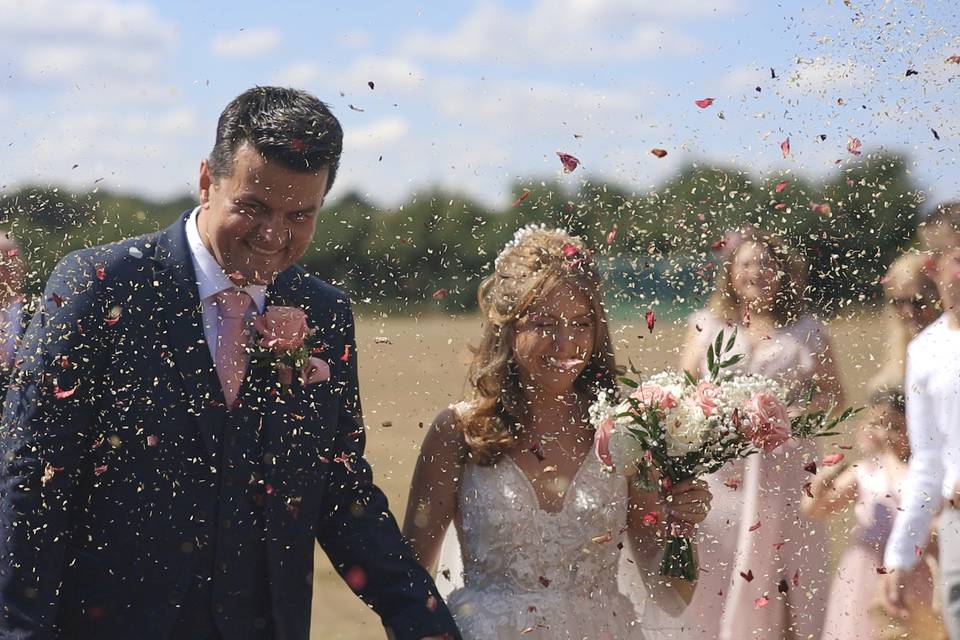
251, 306, 330, 388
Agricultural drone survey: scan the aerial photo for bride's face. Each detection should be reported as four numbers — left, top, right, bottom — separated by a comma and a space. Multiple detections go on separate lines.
512, 282, 595, 397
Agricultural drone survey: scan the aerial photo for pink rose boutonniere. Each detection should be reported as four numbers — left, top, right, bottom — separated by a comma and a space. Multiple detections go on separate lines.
252, 306, 330, 388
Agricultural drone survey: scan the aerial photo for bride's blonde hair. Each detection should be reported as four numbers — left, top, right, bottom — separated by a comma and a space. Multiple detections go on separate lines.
461, 226, 618, 465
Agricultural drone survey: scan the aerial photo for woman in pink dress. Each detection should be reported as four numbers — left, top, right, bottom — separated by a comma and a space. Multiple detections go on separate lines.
803, 388, 947, 640
624, 228, 844, 640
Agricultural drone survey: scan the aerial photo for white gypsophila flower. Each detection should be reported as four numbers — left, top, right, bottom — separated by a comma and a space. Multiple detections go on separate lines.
720, 374, 786, 409
588, 390, 617, 424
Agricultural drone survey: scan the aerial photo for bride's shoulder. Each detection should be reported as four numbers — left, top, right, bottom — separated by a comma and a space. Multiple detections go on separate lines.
421, 403, 470, 459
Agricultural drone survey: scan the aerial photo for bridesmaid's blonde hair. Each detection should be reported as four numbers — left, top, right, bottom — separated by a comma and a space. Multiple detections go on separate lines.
461, 226, 618, 465
869, 251, 939, 391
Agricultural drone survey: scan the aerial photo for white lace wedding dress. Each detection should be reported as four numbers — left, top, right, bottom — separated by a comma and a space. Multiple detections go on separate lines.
437, 405, 644, 639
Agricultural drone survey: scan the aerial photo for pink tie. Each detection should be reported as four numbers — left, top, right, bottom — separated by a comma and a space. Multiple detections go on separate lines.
214, 288, 253, 409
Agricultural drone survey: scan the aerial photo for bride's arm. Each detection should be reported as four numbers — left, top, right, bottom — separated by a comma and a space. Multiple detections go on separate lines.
401, 408, 466, 575
626, 478, 709, 613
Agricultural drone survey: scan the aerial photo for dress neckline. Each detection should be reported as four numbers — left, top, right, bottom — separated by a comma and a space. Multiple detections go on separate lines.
501, 451, 595, 516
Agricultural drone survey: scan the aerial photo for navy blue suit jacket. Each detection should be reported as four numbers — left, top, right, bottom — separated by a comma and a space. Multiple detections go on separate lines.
0, 212, 459, 640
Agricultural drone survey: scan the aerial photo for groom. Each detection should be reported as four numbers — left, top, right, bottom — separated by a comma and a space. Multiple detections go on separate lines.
0, 87, 460, 640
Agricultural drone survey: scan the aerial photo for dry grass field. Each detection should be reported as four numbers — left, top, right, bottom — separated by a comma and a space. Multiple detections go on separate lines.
309, 308, 888, 638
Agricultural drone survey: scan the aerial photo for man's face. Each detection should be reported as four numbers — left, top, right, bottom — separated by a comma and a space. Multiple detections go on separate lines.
198, 143, 329, 284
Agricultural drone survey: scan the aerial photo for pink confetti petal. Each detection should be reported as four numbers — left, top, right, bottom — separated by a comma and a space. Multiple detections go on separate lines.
694, 97, 715, 109
780, 138, 791, 157
556, 152, 580, 173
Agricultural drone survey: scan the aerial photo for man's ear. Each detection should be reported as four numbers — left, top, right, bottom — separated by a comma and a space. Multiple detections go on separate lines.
199, 160, 213, 208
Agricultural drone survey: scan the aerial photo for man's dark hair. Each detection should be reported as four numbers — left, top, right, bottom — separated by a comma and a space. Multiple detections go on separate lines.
208, 86, 344, 194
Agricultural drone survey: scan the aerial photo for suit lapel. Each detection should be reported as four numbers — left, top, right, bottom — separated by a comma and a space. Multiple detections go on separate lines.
152, 211, 227, 464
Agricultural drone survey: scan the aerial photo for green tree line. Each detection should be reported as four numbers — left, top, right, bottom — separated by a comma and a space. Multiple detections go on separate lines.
0, 152, 921, 315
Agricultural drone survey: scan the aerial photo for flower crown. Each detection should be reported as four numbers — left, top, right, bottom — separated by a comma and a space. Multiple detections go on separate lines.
494, 223, 592, 271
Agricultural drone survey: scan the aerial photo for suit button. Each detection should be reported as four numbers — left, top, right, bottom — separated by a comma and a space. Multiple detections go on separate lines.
168, 591, 182, 605
221, 518, 231, 529
215, 604, 224, 614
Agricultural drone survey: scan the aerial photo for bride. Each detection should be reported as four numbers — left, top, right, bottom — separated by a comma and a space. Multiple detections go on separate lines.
401, 225, 712, 639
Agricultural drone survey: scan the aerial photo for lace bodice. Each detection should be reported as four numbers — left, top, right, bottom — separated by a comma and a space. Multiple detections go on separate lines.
457, 453, 629, 596
441, 406, 641, 638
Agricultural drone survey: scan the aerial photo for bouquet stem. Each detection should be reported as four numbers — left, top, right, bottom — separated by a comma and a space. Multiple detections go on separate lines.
659, 514, 698, 581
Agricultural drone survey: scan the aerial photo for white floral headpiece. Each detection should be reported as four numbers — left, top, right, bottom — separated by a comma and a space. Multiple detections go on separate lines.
494, 223, 574, 270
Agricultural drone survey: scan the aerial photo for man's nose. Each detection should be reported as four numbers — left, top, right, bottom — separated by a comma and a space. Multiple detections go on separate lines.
254, 213, 289, 248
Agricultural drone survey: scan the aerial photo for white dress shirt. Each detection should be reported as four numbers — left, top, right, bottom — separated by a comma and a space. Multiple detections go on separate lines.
185, 206, 266, 361
884, 314, 960, 570
0, 298, 23, 368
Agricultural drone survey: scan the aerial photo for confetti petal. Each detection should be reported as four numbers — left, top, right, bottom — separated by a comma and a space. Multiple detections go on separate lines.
646, 310, 656, 333
780, 138, 791, 157
775, 180, 789, 193
694, 97, 715, 109
847, 137, 862, 156
556, 152, 580, 173
650, 148, 668, 158
512, 190, 531, 207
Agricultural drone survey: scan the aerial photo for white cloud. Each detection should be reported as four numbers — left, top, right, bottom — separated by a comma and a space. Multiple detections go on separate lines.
0, 0, 175, 47
784, 57, 876, 96
20, 45, 163, 82
274, 56, 427, 94
343, 117, 410, 152
1, 0, 176, 90
399, 0, 734, 65
211, 28, 282, 58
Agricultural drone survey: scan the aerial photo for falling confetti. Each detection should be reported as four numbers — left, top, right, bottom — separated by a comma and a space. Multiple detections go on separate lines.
512, 190, 531, 207
650, 148, 668, 158
847, 137, 862, 156
694, 98, 715, 109
780, 138, 791, 157
556, 152, 580, 173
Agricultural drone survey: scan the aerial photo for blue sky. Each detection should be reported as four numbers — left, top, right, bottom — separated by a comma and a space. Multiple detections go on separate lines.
1, 0, 957, 209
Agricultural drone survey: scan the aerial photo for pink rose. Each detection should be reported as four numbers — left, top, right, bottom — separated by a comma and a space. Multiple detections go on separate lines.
694, 381, 721, 416
742, 392, 791, 453
594, 417, 615, 467
630, 383, 678, 411
254, 306, 310, 351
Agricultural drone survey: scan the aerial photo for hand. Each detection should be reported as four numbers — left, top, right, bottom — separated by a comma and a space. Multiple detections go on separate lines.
663, 478, 712, 525
880, 570, 910, 620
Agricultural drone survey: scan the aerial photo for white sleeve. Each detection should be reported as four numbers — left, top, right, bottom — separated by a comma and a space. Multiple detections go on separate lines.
883, 342, 944, 570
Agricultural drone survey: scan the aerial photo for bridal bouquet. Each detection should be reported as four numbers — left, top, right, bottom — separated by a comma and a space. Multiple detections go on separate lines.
590, 328, 856, 581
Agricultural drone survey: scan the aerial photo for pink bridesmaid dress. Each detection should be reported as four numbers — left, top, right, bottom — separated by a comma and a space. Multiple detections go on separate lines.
627, 310, 833, 640
821, 458, 943, 640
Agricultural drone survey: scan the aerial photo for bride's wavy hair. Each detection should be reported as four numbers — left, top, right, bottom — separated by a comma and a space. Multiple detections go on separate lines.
461, 226, 619, 465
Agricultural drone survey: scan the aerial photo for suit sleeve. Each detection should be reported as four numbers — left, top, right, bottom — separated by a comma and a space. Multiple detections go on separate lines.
315, 302, 461, 640
0, 254, 106, 638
